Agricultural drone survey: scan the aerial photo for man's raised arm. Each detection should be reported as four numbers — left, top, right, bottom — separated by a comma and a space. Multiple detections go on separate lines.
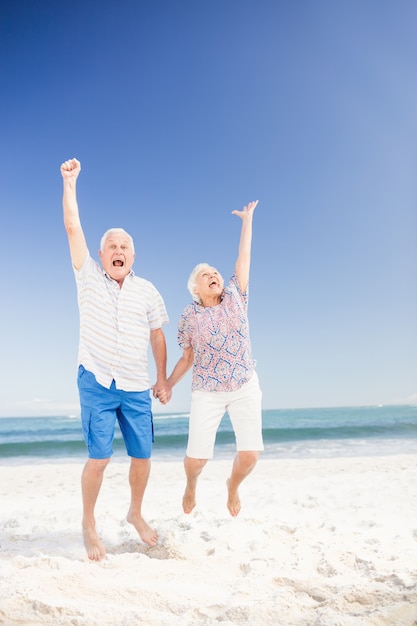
61, 158, 88, 270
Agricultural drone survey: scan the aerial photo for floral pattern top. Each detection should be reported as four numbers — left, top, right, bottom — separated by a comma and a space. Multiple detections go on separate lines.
178, 275, 255, 392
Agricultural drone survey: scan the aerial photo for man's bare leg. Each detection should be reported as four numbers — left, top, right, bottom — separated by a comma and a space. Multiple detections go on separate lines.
226, 451, 259, 517
182, 456, 207, 514
81, 458, 110, 561
126, 457, 158, 546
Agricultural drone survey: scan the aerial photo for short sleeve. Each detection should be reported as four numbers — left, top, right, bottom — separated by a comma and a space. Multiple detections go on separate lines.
227, 274, 249, 309
177, 304, 195, 349
73, 250, 94, 284
147, 288, 169, 329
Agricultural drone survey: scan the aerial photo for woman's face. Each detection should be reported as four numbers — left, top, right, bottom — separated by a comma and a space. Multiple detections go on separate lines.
194, 266, 224, 303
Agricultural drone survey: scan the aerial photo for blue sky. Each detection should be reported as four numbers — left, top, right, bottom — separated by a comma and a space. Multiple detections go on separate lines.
1, 0, 416, 417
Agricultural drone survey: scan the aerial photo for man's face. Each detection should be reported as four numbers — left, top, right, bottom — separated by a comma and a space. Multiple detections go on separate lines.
99, 234, 135, 284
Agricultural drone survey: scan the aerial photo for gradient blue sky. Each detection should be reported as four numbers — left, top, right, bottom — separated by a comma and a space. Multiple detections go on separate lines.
1, 0, 416, 417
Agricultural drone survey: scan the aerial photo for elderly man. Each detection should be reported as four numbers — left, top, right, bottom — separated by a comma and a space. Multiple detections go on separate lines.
60, 158, 170, 561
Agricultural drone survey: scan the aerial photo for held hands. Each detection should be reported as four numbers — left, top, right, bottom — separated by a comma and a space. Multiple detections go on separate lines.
152, 381, 172, 405
60, 158, 81, 181
232, 199, 258, 221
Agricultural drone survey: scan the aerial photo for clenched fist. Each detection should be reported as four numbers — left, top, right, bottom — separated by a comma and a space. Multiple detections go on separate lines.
60, 158, 81, 180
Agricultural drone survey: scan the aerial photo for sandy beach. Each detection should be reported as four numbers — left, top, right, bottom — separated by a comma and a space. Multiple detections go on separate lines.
1, 455, 416, 626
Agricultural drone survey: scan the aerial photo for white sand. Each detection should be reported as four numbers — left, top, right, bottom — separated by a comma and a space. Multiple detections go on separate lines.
1, 455, 416, 626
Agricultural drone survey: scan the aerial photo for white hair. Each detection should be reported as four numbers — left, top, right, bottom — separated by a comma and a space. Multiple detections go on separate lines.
100, 228, 135, 253
187, 263, 224, 304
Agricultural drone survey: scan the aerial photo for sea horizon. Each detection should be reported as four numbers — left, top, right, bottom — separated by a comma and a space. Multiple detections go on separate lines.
0, 404, 416, 465
1, 401, 415, 421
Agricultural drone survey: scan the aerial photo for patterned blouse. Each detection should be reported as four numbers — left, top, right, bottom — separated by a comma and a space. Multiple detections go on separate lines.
178, 275, 255, 392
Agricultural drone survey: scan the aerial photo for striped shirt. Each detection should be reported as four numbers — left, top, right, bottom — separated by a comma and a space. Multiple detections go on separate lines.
74, 252, 169, 391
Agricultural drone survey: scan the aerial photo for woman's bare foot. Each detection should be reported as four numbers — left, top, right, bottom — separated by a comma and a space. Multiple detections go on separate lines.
82, 526, 106, 561
226, 478, 241, 517
182, 483, 197, 514
127, 513, 158, 547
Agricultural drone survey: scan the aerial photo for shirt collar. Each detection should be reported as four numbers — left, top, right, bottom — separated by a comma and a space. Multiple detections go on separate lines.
103, 268, 135, 282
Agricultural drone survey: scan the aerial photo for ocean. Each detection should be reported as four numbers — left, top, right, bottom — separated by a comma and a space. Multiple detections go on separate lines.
0, 405, 416, 465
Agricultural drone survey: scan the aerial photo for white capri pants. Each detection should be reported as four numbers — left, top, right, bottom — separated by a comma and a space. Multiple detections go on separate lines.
186, 371, 264, 459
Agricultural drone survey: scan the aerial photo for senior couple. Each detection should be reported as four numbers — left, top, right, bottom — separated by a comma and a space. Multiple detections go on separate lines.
60, 158, 264, 561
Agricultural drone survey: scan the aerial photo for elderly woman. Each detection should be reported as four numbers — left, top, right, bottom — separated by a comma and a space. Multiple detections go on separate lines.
165, 200, 264, 517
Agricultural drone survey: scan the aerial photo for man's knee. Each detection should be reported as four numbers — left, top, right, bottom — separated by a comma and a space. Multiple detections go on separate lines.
87, 457, 111, 474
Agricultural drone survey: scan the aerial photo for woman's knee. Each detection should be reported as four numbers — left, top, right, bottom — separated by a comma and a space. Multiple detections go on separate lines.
184, 456, 207, 472
237, 450, 259, 468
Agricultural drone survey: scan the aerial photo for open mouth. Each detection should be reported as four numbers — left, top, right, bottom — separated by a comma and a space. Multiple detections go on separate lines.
113, 260, 124, 267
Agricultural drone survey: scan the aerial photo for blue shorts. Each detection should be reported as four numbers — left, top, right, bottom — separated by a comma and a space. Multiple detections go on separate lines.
77, 366, 154, 459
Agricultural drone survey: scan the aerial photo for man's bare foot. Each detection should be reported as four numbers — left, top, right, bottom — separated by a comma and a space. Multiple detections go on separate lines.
83, 526, 106, 561
127, 513, 158, 547
226, 478, 241, 517
182, 484, 196, 514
